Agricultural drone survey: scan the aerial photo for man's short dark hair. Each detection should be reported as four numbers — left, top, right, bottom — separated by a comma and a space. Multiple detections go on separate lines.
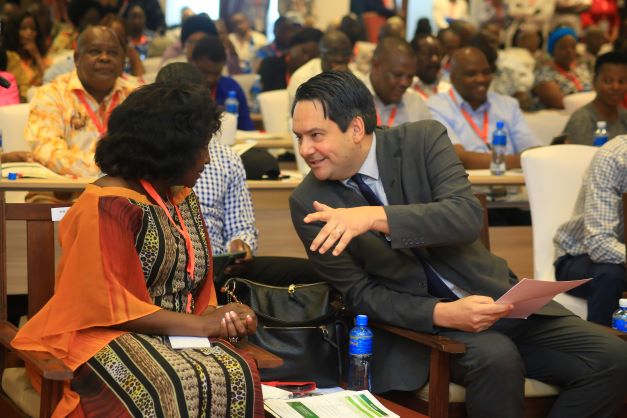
594, 51, 627, 78
288, 27, 323, 48
191, 35, 226, 63
181, 13, 217, 44
292, 71, 376, 134
95, 83, 221, 182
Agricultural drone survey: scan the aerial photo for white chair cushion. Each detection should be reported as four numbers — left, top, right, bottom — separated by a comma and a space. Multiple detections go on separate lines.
1, 367, 40, 418
417, 378, 560, 402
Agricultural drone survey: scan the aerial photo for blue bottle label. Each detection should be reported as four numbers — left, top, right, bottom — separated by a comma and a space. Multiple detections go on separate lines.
613, 317, 627, 332
349, 335, 372, 355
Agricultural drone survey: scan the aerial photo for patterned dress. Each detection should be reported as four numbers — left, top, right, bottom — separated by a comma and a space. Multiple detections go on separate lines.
12, 185, 263, 417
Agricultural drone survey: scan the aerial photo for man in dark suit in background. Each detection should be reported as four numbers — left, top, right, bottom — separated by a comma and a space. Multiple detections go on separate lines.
289, 71, 627, 418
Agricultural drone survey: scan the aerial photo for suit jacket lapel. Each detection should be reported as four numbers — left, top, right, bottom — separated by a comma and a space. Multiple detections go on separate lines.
376, 129, 404, 205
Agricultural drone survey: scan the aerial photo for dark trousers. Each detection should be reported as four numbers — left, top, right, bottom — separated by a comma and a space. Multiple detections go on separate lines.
215, 256, 322, 304
555, 254, 626, 326
440, 315, 627, 418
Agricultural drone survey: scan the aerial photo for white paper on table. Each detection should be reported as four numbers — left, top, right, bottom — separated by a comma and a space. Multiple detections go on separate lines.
168, 336, 211, 349
264, 390, 399, 418
262, 384, 293, 400
51, 207, 70, 221
496, 278, 591, 318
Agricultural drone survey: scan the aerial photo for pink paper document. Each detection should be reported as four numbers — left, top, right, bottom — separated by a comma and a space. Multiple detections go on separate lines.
496, 278, 591, 318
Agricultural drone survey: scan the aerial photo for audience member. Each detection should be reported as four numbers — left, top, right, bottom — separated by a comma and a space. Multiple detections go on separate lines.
279, 0, 317, 27
361, 37, 431, 127
533, 27, 593, 109
437, 27, 462, 79
125, 4, 155, 60
26, 26, 138, 177
564, 52, 627, 145
13, 81, 262, 418
339, 13, 374, 78
255, 16, 301, 63
361, 0, 396, 43
377, 16, 406, 41
258, 27, 322, 92
157, 62, 320, 289
228, 12, 267, 72
48, 0, 103, 55
0, 47, 19, 106
101, 0, 166, 32
100, 14, 144, 77
428, 47, 540, 169
27, 2, 55, 53
411, 34, 451, 99
289, 70, 627, 417
214, 19, 243, 75
554, 136, 627, 326
287, 30, 353, 106
189, 35, 254, 130
159, 13, 217, 67
413, 17, 433, 38
433, 0, 470, 29
2, 12, 51, 100
579, 26, 610, 73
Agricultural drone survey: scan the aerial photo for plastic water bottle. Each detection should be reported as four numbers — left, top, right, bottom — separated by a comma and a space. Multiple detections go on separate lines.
249, 76, 262, 114
347, 314, 373, 391
593, 121, 609, 147
241, 59, 252, 74
612, 298, 627, 332
225, 90, 239, 120
490, 120, 507, 176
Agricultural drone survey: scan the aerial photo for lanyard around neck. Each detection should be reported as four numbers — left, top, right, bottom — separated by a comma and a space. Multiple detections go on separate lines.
140, 179, 196, 313
74, 90, 120, 135
376, 105, 397, 127
554, 64, 583, 92
414, 83, 437, 99
449, 89, 489, 144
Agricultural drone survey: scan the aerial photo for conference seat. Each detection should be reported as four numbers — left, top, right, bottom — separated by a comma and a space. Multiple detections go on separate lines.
0, 103, 29, 152
521, 144, 598, 319
523, 110, 569, 146
563, 91, 596, 115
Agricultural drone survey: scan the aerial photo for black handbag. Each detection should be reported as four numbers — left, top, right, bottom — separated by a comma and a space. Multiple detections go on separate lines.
222, 278, 345, 387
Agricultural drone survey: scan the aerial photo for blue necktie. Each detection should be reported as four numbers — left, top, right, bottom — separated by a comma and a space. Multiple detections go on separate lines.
350, 173, 458, 300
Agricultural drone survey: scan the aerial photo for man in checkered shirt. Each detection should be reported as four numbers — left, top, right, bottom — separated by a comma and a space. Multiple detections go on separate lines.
554, 135, 627, 326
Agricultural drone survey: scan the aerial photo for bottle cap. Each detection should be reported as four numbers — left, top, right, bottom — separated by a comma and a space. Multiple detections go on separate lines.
597, 121, 607, 128
7, 172, 17, 180
496, 120, 504, 129
227, 90, 237, 98
355, 314, 368, 326
619, 298, 627, 308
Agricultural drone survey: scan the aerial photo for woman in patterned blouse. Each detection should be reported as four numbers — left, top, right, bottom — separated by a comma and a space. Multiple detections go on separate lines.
532, 26, 593, 109
13, 83, 264, 417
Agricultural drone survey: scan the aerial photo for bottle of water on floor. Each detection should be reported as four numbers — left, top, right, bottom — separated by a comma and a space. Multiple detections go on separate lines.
225, 90, 239, 120
593, 121, 608, 147
490, 121, 507, 176
347, 314, 372, 391
612, 299, 627, 332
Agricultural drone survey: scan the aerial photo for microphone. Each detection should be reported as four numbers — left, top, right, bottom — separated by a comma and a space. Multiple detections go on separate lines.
0, 75, 11, 89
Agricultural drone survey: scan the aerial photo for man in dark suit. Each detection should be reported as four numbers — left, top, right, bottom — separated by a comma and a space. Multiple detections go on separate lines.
289, 71, 627, 418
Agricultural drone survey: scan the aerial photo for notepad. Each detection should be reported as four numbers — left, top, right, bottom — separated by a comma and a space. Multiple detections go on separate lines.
1, 162, 65, 179
168, 336, 211, 349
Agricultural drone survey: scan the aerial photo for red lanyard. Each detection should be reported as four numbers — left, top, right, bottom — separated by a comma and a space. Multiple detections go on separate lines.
74, 90, 120, 135
449, 89, 489, 144
414, 84, 437, 99
376, 105, 397, 127
554, 64, 583, 92
140, 180, 196, 313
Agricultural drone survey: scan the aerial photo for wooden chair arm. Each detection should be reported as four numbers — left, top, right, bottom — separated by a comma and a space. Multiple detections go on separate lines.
371, 321, 466, 354
236, 340, 283, 369
0, 321, 73, 380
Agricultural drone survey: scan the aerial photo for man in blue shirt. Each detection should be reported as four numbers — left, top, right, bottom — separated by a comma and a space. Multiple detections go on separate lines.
189, 35, 255, 130
428, 47, 540, 169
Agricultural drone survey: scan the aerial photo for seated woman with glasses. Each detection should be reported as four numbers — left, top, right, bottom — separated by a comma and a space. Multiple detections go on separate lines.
12, 83, 263, 417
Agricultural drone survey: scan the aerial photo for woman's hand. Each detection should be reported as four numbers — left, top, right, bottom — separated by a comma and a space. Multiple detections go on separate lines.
204, 303, 257, 339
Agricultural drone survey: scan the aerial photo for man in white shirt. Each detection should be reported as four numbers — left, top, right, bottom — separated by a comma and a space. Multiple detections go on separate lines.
361, 37, 431, 127
287, 30, 352, 107
228, 12, 267, 71
412, 34, 451, 99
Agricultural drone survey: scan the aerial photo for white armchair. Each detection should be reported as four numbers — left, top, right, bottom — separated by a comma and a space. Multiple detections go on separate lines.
257, 89, 289, 133
521, 144, 598, 319
0, 103, 30, 152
